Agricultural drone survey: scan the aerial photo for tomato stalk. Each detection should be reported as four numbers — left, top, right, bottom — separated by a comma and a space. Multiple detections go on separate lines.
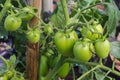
99, 58, 103, 65
71, 64, 75, 80
0, 0, 12, 22
65, 58, 120, 77
77, 65, 100, 80
16, 0, 23, 8
61, 0, 70, 26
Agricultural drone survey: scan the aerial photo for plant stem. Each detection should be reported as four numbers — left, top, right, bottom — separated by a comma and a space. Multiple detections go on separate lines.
71, 64, 76, 80
61, 0, 70, 25
0, 0, 12, 22
65, 58, 120, 77
16, 0, 23, 8
77, 65, 100, 80
99, 58, 103, 65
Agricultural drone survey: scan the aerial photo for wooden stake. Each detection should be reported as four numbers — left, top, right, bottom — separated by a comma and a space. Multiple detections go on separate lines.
26, 0, 41, 80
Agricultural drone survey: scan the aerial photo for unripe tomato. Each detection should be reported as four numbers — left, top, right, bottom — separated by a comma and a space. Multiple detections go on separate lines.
0, 74, 8, 80
6, 70, 14, 79
44, 24, 53, 35
26, 29, 40, 43
73, 40, 92, 62
18, 6, 35, 21
54, 31, 78, 56
44, 48, 54, 58
39, 55, 49, 76
81, 23, 103, 40
4, 15, 22, 31
94, 39, 110, 58
57, 63, 70, 79
49, 54, 61, 68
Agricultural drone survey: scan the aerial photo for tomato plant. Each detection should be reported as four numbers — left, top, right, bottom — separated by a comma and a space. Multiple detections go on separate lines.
0, 0, 120, 80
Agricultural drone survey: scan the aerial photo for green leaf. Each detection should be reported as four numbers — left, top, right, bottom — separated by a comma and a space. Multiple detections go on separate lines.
8, 55, 16, 69
104, 1, 120, 35
110, 41, 120, 59
94, 69, 106, 80
50, 2, 65, 28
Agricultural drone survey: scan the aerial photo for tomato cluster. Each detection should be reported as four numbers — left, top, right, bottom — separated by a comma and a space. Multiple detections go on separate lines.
53, 21, 110, 63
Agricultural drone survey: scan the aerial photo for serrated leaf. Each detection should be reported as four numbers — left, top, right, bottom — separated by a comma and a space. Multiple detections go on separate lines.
8, 55, 16, 69
50, 2, 65, 28
110, 41, 120, 59
104, 2, 120, 35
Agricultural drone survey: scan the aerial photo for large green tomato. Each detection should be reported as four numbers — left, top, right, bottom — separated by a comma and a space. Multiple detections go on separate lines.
94, 39, 110, 58
4, 15, 22, 31
54, 31, 78, 56
39, 55, 49, 77
57, 63, 70, 79
18, 6, 35, 21
73, 40, 92, 62
26, 29, 40, 43
81, 23, 103, 40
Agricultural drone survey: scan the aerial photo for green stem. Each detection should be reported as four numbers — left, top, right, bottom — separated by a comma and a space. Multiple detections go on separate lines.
71, 64, 75, 80
0, 56, 9, 69
99, 58, 103, 65
77, 65, 100, 80
72, 3, 101, 20
65, 58, 120, 77
16, 0, 23, 8
61, 0, 70, 25
0, 0, 12, 22
112, 61, 115, 70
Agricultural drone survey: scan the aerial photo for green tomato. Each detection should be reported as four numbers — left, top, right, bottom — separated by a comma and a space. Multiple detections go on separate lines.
39, 76, 45, 80
4, 15, 22, 31
6, 70, 14, 79
39, 55, 49, 76
44, 24, 53, 35
44, 48, 54, 58
49, 54, 61, 68
27, 29, 40, 43
81, 23, 103, 40
73, 40, 92, 62
94, 39, 110, 58
54, 31, 78, 56
18, 6, 35, 21
57, 63, 70, 79
0, 74, 8, 80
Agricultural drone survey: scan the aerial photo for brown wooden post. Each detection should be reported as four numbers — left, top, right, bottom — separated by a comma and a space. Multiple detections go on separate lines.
26, 0, 41, 80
